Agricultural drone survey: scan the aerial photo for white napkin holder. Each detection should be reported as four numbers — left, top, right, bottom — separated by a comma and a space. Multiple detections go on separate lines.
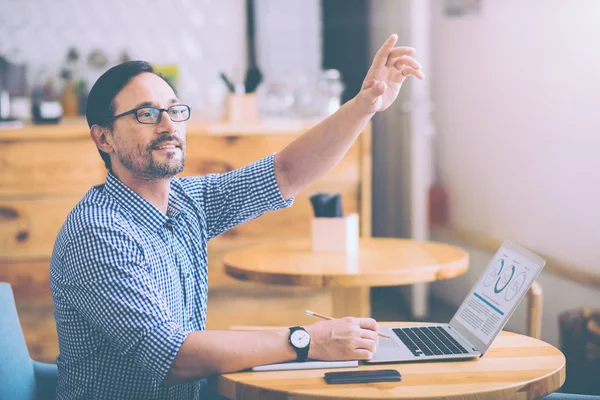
311, 213, 359, 253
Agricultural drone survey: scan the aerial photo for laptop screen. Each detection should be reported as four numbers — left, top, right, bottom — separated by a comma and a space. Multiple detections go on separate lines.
449, 240, 546, 351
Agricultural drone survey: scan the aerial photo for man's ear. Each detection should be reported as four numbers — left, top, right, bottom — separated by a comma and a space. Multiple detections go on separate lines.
90, 125, 114, 154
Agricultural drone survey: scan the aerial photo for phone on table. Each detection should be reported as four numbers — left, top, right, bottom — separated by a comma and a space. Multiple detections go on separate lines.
324, 369, 401, 384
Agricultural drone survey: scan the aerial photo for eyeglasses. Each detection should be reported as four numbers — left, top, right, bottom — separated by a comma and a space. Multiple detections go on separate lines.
104, 104, 191, 125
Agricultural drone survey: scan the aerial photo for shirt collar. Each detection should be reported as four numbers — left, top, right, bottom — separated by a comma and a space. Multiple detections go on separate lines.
104, 172, 185, 232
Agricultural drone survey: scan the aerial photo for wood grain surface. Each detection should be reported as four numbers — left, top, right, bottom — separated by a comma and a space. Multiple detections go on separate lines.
224, 238, 470, 288
211, 322, 565, 400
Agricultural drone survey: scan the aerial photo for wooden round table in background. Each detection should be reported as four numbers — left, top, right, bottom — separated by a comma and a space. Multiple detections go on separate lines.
223, 238, 469, 317
210, 322, 566, 400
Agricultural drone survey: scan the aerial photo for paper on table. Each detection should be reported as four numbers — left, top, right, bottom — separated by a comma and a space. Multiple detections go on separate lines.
251, 360, 358, 372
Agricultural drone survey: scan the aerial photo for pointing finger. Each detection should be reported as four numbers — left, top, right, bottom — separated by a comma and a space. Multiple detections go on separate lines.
372, 34, 398, 68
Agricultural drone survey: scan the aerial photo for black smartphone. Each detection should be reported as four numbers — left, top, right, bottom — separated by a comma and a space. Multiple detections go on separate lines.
324, 369, 401, 384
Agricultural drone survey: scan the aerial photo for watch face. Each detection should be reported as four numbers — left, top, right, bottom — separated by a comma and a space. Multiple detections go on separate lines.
290, 329, 310, 348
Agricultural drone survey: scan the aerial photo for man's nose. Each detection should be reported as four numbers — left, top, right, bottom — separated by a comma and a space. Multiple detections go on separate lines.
156, 110, 177, 132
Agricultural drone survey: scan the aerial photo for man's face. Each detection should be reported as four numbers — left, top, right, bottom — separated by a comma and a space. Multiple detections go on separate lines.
109, 73, 187, 180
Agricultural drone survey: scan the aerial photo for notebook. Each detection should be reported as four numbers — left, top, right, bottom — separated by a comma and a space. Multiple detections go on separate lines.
251, 360, 358, 372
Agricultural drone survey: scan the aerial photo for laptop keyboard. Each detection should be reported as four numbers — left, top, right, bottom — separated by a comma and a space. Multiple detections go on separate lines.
392, 326, 469, 357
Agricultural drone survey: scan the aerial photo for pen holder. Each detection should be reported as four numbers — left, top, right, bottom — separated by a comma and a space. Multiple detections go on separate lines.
311, 213, 359, 253
226, 93, 259, 123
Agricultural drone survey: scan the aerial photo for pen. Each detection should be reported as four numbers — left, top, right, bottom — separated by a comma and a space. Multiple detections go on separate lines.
219, 72, 235, 93
305, 310, 390, 338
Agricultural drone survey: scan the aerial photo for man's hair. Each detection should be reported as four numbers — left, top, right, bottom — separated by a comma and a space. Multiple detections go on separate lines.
85, 61, 177, 170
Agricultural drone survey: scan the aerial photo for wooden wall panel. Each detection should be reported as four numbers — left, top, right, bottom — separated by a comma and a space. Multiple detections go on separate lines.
183, 135, 360, 185
0, 122, 372, 363
0, 198, 80, 261
0, 260, 52, 299
0, 189, 359, 261
206, 285, 334, 330
0, 134, 360, 196
0, 138, 104, 197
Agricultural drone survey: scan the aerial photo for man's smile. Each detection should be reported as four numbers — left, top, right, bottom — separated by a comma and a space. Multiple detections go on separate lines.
151, 140, 182, 151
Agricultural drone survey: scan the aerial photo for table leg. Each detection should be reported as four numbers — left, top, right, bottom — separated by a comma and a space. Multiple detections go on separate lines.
331, 287, 371, 318
411, 283, 429, 319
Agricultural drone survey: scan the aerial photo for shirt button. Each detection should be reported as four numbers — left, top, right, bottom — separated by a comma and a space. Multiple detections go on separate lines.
189, 317, 192, 322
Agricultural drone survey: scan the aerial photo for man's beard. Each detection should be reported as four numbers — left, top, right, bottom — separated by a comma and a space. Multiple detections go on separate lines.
146, 150, 185, 179
117, 141, 185, 181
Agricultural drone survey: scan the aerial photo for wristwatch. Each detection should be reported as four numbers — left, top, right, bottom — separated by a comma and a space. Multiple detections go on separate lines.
288, 326, 311, 362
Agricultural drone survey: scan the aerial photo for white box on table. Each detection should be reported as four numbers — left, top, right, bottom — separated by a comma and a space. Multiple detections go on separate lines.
311, 213, 359, 253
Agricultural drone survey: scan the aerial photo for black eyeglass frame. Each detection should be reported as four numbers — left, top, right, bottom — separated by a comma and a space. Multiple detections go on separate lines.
102, 104, 192, 125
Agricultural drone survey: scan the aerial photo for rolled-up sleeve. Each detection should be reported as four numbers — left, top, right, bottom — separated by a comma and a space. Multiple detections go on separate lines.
183, 153, 294, 240
55, 227, 188, 383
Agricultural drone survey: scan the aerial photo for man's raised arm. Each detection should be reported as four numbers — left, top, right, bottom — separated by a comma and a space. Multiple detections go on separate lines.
274, 34, 424, 200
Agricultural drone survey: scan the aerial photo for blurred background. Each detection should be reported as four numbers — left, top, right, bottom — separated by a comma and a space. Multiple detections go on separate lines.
1, 0, 599, 395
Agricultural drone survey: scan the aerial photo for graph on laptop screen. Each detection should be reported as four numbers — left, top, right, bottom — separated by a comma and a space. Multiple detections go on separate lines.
453, 244, 544, 344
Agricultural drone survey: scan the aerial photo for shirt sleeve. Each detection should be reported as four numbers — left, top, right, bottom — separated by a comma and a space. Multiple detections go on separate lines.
54, 225, 188, 383
182, 153, 294, 240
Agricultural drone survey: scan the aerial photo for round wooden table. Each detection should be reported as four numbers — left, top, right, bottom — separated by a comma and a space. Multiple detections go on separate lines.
223, 238, 469, 317
210, 322, 566, 400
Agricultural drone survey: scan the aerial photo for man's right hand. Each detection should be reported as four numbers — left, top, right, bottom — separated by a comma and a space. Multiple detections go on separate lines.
304, 317, 380, 360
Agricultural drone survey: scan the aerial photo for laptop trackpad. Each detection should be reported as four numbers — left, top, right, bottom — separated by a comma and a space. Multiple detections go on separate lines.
379, 336, 400, 348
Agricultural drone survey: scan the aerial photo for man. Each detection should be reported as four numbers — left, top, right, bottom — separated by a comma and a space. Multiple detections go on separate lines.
50, 34, 424, 399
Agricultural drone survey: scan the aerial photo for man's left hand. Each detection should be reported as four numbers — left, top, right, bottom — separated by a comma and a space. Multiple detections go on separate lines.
356, 34, 425, 115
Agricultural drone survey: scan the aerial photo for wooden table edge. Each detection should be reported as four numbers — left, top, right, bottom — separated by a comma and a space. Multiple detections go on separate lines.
210, 325, 566, 400
222, 261, 470, 288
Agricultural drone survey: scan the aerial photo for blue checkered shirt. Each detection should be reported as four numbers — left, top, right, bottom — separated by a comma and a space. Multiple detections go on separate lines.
50, 154, 293, 399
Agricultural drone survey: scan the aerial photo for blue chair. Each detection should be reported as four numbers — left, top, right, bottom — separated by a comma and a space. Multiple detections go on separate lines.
542, 394, 600, 399
0, 282, 57, 400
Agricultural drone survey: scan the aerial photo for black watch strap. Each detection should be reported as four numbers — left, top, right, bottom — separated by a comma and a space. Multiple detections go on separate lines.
289, 326, 310, 362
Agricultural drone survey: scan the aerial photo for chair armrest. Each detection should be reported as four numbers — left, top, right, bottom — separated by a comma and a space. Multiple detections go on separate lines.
32, 361, 57, 400
542, 393, 600, 399
526, 280, 543, 339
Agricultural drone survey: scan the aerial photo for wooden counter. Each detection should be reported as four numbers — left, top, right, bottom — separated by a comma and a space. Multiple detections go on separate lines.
0, 118, 372, 361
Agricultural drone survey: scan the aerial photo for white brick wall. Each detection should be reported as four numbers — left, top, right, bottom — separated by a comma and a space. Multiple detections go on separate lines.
255, 0, 321, 80
0, 0, 246, 114
0, 0, 322, 118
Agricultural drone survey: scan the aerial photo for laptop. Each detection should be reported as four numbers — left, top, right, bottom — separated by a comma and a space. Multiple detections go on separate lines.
368, 239, 546, 363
